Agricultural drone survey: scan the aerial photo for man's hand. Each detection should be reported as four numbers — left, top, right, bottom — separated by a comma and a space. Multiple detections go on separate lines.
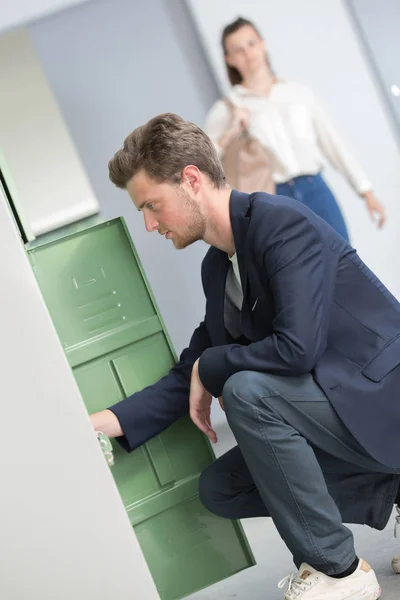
189, 359, 217, 444
90, 409, 123, 438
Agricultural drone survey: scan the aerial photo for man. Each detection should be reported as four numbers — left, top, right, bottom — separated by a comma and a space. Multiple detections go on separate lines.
91, 113, 400, 599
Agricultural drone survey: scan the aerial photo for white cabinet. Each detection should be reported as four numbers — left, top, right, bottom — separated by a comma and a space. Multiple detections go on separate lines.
0, 28, 99, 240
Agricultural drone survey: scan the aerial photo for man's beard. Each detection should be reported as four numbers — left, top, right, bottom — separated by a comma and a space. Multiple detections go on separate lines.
173, 188, 206, 249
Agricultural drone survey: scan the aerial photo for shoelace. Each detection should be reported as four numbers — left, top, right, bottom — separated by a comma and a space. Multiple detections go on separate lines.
395, 504, 400, 538
278, 573, 312, 598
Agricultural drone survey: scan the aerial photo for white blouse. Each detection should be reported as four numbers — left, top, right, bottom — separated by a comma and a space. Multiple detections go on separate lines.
205, 81, 371, 195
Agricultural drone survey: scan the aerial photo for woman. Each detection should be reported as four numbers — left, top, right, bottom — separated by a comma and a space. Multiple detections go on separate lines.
205, 17, 386, 241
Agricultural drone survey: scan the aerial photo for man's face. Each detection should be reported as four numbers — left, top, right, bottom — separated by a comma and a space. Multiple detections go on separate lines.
127, 170, 206, 249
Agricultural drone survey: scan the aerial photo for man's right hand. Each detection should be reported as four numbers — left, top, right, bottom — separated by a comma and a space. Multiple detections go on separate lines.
90, 409, 123, 438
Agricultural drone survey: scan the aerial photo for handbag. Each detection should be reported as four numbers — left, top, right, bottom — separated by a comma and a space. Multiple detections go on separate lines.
221, 99, 275, 195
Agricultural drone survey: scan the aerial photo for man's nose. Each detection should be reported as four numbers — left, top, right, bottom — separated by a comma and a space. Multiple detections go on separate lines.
143, 213, 159, 233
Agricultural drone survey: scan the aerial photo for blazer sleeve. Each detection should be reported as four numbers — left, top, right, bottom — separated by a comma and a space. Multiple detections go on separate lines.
198, 203, 338, 398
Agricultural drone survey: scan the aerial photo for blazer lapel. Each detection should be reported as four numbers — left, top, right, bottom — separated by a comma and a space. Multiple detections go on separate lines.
230, 190, 251, 289
207, 190, 263, 344
229, 190, 257, 339
206, 249, 230, 344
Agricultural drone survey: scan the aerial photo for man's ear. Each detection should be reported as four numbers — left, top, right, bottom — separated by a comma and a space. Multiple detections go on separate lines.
181, 165, 201, 194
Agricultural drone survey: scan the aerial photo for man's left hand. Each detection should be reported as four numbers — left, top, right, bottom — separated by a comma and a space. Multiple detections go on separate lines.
189, 359, 218, 443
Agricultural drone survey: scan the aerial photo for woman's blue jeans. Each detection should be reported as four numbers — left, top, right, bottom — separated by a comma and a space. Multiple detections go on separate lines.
276, 174, 350, 242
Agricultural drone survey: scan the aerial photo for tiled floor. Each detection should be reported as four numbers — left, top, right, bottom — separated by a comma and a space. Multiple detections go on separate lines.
188, 424, 399, 599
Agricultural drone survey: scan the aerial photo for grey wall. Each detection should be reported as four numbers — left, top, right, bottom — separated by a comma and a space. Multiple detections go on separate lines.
347, 0, 400, 148
27, 0, 220, 355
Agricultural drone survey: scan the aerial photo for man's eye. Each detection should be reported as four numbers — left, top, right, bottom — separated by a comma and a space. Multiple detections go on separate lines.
147, 203, 155, 211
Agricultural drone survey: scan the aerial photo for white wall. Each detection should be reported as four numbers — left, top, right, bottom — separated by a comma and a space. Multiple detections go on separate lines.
27, 0, 220, 356
26, 0, 228, 428
0, 0, 90, 34
187, 0, 400, 299
0, 28, 99, 238
0, 188, 158, 599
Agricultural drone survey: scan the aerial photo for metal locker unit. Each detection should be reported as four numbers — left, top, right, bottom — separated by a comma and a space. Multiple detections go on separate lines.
26, 216, 255, 600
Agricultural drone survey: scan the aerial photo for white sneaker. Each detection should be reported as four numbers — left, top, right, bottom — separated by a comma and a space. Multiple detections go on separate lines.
278, 559, 381, 599
392, 504, 400, 573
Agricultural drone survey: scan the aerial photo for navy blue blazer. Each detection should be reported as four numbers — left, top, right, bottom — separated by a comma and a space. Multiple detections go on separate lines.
111, 190, 400, 468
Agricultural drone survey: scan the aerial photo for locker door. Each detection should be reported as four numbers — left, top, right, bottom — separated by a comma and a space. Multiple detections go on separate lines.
111, 342, 255, 600
27, 217, 256, 599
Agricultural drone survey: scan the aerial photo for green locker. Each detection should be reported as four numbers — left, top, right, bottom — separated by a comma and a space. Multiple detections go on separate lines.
26, 216, 255, 599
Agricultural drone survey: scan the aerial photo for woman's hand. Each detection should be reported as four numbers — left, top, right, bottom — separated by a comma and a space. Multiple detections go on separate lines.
363, 190, 386, 229
217, 106, 251, 150
231, 107, 251, 133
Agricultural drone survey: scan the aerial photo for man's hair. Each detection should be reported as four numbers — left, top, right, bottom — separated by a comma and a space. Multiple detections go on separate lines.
108, 113, 226, 189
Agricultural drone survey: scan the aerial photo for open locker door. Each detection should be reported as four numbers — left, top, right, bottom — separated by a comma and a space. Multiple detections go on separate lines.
27, 216, 256, 599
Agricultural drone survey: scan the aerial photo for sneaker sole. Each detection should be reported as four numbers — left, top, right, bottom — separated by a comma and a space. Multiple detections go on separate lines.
342, 586, 381, 600
392, 554, 400, 573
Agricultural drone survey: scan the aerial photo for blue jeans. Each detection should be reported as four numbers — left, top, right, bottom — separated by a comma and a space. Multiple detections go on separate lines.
199, 371, 398, 575
276, 174, 350, 242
